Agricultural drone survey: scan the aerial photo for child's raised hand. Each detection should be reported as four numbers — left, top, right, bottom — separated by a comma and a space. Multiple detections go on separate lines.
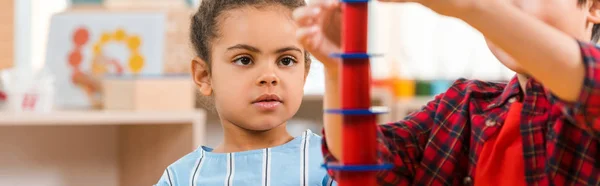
293, 0, 342, 68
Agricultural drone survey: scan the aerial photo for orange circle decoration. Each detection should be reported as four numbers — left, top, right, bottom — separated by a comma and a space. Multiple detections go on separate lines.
68, 26, 101, 107
68, 26, 89, 83
92, 28, 144, 74
100, 33, 112, 43
129, 53, 144, 73
127, 36, 141, 51
68, 50, 82, 67
114, 29, 126, 41
66, 26, 145, 108
73, 28, 89, 46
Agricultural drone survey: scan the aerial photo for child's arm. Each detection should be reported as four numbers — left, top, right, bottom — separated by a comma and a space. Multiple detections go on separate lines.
294, 1, 445, 183
459, 1, 584, 103
294, 0, 344, 159
322, 64, 343, 159
383, 0, 583, 103
467, 3, 600, 138
382, 0, 600, 138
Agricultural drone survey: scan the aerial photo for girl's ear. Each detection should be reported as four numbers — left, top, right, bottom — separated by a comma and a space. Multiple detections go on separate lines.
191, 57, 213, 96
588, 0, 600, 24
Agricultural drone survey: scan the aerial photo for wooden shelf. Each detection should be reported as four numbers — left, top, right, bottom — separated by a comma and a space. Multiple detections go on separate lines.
0, 110, 205, 126
0, 110, 206, 186
0, 95, 432, 186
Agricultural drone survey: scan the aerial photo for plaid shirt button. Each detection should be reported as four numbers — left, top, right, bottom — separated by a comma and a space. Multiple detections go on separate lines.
463, 176, 473, 185
485, 119, 496, 127
509, 97, 517, 103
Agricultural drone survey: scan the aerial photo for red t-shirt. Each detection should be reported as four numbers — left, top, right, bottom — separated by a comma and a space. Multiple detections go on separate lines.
475, 101, 526, 186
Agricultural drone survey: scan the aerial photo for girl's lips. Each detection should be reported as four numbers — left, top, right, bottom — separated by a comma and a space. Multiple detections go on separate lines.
252, 101, 281, 111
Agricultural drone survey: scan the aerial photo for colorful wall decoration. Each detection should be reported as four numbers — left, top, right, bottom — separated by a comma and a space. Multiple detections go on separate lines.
46, 12, 165, 109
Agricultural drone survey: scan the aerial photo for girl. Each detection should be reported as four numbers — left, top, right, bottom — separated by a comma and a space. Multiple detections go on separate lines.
155, 0, 335, 185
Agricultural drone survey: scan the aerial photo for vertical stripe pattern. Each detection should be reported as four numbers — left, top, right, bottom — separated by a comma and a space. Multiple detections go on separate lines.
160, 129, 335, 186
166, 168, 174, 186
300, 131, 309, 186
191, 150, 205, 186
225, 153, 235, 186
304, 131, 310, 186
262, 148, 272, 186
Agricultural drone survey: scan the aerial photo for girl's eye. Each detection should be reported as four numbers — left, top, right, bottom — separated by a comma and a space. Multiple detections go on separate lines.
278, 57, 297, 67
233, 56, 253, 66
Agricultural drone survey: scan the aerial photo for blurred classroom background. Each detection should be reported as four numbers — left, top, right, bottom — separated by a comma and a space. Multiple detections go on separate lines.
0, 0, 512, 185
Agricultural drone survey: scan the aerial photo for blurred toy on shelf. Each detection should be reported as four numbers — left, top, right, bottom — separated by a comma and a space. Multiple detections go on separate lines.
1, 68, 55, 113
431, 79, 453, 95
0, 75, 5, 110
45, 1, 195, 110
371, 58, 417, 99
101, 75, 195, 111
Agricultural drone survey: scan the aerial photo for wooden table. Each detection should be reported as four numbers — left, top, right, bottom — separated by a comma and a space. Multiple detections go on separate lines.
0, 110, 206, 186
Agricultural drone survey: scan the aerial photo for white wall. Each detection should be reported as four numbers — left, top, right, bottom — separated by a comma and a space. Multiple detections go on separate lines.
14, 0, 69, 72
14, 0, 31, 71
369, 2, 514, 81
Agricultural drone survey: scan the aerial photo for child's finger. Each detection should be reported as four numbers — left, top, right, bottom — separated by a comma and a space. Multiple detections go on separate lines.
296, 25, 320, 50
296, 25, 319, 43
292, 7, 321, 27
305, 0, 339, 16
309, 27, 327, 50
317, 0, 340, 11
308, 0, 336, 6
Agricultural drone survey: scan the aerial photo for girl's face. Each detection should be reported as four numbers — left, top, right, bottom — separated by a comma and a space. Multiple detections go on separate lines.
196, 5, 307, 131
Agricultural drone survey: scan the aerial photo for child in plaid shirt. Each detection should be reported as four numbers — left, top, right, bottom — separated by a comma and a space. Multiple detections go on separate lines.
294, 0, 600, 185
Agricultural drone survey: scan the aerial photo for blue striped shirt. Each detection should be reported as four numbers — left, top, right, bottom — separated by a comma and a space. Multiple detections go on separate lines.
155, 130, 336, 186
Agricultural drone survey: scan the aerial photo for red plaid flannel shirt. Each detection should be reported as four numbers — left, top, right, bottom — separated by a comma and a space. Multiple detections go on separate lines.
322, 41, 600, 185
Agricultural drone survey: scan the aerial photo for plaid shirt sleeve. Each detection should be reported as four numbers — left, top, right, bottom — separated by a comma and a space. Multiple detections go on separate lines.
321, 93, 445, 185
549, 41, 600, 140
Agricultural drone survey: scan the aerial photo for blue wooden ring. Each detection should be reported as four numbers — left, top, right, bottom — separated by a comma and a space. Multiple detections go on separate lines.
325, 107, 388, 115
322, 163, 393, 171
329, 53, 382, 59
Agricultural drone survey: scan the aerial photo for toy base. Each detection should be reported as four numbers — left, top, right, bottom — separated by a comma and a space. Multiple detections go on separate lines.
322, 163, 393, 171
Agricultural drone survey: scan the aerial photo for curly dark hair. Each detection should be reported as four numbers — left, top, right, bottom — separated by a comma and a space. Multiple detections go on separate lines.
190, 0, 311, 74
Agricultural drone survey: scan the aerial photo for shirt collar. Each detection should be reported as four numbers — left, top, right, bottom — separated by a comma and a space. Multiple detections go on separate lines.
486, 74, 548, 110
487, 75, 522, 110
